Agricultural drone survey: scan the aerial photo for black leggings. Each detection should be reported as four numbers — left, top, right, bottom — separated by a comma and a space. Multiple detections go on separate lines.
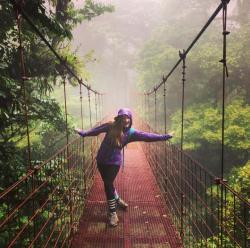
97, 163, 120, 200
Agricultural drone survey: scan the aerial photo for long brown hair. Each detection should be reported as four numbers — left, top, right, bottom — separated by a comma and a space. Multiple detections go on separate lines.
107, 116, 124, 148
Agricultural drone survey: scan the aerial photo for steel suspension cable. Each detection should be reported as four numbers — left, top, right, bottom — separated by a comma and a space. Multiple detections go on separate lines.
98, 94, 101, 121
180, 50, 186, 152
62, 75, 74, 235
163, 82, 167, 135
101, 95, 104, 120
10, 0, 102, 96
147, 94, 150, 132
163, 81, 168, 195
154, 89, 157, 131
87, 89, 92, 128
146, 1, 228, 95
79, 83, 84, 130
179, 49, 186, 240
15, 2, 37, 243
94, 93, 98, 124
15, 2, 32, 168
220, 0, 230, 181
63, 77, 69, 148
220, 1, 230, 246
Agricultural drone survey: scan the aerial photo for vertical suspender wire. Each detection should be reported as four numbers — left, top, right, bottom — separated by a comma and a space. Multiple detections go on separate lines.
163, 81, 167, 135
154, 89, 157, 131
144, 93, 148, 157
87, 88, 95, 181
144, 93, 147, 134
98, 94, 101, 122
154, 89, 158, 173
79, 82, 86, 200
141, 93, 144, 128
163, 81, 168, 192
220, 1, 230, 246
15, 2, 35, 243
179, 49, 186, 241
63, 76, 69, 149
94, 92, 99, 146
94, 93, 98, 124
220, 0, 229, 182
79, 82, 84, 130
63, 75, 72, 236
144, 93, 147, 124
100, 94, 104, 121
15, 3, 32, 169
147, 93, 150, 133
87, 89, 92, 128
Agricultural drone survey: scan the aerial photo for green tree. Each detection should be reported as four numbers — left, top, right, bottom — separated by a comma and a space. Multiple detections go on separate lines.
170, 98, 249, 174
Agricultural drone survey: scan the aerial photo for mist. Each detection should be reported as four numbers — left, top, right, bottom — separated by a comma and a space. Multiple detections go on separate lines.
71, 0, 237, 116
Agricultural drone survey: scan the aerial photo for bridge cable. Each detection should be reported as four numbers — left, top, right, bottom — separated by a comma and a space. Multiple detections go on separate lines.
94, 93, 98, 124
179, 49, 186, 240
10, 0, 102, 96
98, 94, 101, 121
154, 89, 157, 131
79, 83, 84, 130
87, 89, 92, 128
15, 2, 38, 242
147, 94, 150, 133
220, 0, 230, 181
220, 0, 230, 246
15, 2, 32, 169
63, 76, 69, 150
146, 2, 226, 95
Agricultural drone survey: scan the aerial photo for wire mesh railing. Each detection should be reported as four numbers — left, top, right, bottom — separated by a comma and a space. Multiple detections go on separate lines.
0, 136, 99, 248
140, 121, 250, 248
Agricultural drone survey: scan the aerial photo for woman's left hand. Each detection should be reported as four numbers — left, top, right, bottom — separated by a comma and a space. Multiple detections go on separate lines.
169, 131, 174, 137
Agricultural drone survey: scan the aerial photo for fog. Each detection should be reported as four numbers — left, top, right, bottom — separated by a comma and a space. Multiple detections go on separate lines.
72, 0, 168, 115
72, 0, 237, 116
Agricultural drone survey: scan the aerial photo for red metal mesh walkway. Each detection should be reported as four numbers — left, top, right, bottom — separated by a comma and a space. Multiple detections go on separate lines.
72, 142, 183, 248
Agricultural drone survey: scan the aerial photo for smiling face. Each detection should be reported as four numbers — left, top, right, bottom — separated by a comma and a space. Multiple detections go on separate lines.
121, 115, 131, 128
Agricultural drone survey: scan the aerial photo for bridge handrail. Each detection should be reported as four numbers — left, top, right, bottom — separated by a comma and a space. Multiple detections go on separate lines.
140, 118, 250, 247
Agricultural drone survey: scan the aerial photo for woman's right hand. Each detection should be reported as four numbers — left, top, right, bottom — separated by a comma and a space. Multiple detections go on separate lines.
74, 128, 82, 134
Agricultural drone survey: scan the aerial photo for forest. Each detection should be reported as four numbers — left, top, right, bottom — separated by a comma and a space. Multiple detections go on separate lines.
0, 0, 249, 247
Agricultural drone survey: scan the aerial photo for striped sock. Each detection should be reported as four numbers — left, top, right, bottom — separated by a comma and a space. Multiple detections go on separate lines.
114, 189, 119, 200
108, 199, 117, 213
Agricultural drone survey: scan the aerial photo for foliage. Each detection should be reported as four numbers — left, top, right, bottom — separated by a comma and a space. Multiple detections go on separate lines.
228, 160, 250, 200
0, 0, 113, 181
171, 98, 250, 151
0, 0, 114, 246
135, 1, 250, 246
199, 161, 250, 247
80, 0, 114, 21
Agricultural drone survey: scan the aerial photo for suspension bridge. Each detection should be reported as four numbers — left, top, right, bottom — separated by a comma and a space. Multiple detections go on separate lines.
1, 0, 249, 247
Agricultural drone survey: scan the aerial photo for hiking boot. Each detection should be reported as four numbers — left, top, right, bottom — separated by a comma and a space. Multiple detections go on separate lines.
108, 212, 119, 227
117, 198, 128, 210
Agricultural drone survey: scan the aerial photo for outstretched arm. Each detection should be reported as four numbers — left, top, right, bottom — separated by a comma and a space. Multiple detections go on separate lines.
129, 129, 173, 142
75, 123, 109, 137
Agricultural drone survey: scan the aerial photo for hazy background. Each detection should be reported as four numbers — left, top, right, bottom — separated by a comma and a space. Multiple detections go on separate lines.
71, 0, 236, 117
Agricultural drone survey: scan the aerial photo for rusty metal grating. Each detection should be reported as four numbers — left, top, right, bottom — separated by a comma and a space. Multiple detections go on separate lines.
71, 143, 182, 248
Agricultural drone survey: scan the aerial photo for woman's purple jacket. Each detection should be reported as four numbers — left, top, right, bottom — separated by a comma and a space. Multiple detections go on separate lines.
78, 109, 172, 166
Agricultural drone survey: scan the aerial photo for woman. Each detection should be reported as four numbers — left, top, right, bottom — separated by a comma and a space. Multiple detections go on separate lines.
75, 108, 173, 227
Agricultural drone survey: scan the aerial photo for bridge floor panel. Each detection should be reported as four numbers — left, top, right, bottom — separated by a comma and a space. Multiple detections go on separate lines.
72, 143, 182, 248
